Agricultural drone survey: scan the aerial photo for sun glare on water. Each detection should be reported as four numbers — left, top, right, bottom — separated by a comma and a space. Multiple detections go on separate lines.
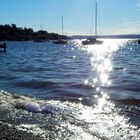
70, 39, 140, 139
72, 39, 125, 107
76, 39, 125, 115
80, 39, 123, 87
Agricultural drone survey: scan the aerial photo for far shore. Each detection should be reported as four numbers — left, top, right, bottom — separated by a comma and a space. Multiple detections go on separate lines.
71, 34, 140, 39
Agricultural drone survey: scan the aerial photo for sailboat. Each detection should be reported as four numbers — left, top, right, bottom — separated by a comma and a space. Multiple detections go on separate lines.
53, 15, 68, 44
82, 0, 103, 45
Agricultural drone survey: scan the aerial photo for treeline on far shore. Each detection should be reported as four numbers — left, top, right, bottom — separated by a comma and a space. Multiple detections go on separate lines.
0, 24, 68, 41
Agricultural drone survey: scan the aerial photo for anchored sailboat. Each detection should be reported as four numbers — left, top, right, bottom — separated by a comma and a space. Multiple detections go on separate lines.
82, 0, 103, 45
53, 15, 68, 44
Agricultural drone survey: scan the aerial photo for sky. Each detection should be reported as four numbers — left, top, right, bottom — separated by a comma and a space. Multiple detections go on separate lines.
0, 0, 140, 35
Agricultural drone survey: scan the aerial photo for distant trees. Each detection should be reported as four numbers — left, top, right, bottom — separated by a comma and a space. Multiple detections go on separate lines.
0, 24, 68, 41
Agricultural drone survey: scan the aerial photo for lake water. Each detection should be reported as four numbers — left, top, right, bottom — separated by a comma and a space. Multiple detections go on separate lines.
0, 39, 140, 139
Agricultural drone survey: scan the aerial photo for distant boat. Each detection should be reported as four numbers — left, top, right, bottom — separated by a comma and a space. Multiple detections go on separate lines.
0, 43, 6, 52
53, 15, 68, 45
82, 38, 103, 45
53, 39, 67, 44
33, 39, 46, 42
82, 0, 103, 45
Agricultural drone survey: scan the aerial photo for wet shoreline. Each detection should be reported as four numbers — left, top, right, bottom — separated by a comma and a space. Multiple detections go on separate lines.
0, 121, 44, 140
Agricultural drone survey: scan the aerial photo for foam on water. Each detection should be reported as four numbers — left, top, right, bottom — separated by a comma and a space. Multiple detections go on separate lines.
0, 90, 140, 140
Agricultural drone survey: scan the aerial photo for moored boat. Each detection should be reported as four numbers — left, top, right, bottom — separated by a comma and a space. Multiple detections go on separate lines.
53, 39, 67, 44
82, 38, 103, 45
82, 1, 103, 45
53, 15, 68, 45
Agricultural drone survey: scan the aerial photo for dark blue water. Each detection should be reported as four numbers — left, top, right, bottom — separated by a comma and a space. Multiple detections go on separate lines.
0, 41, 92, 99
0, 39, 140, 139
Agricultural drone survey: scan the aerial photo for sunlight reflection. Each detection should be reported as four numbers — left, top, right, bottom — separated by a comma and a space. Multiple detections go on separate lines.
62, 39, 139, 139
79, 92, 114, 121
80, 39, 123, 88
84, 79, 88, 85
78, 39, 125, 116
97, 93, 110, 108
99, 73, 109, 85
97, 96, 106, 108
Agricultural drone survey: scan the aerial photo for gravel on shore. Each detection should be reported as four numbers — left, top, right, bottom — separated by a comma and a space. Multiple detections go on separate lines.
0, 121, 45, 140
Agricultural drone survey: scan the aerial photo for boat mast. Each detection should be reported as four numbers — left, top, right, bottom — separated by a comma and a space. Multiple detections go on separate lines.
95, 0, 97, 38
61, 15, 64, 36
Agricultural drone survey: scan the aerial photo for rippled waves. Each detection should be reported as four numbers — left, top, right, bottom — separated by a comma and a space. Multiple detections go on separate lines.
0, 39, 140, 139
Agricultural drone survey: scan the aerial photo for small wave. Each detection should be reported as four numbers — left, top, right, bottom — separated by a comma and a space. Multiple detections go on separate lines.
0, 90, 73, 116
1, 90, 140, 140
15, 101, 71, 115
13, 80, 59, 89
107, 84, 140, 93
112, 98, 140, 106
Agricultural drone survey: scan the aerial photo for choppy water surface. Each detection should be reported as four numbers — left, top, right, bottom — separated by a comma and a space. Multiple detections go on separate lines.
0, 39, 140, 139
